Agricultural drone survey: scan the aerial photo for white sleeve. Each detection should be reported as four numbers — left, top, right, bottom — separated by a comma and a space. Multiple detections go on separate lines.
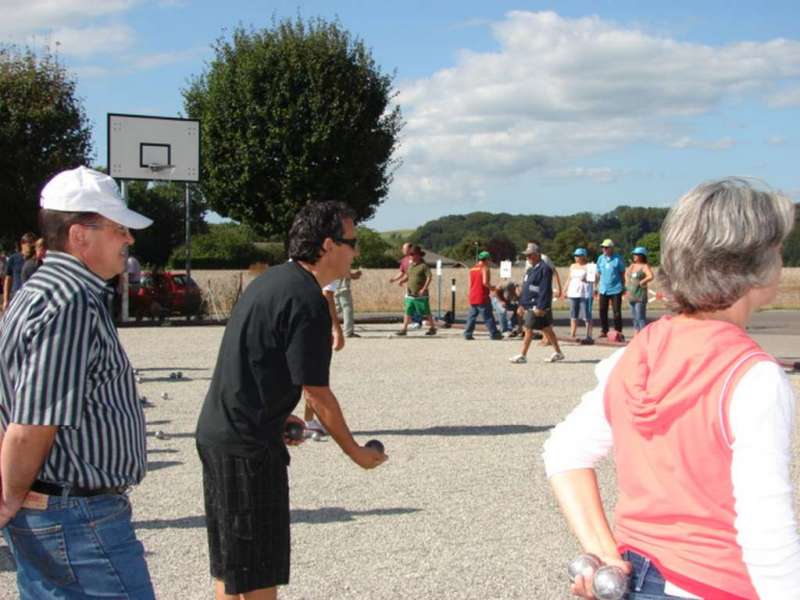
542, 348, 625, 477
730, 361, 800, 597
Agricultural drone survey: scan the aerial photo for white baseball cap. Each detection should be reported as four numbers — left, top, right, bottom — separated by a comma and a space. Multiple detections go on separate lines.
40, 166, 153, 229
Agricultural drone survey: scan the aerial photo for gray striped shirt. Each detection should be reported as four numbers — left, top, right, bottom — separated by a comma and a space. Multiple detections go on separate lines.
0, 251, 146, 488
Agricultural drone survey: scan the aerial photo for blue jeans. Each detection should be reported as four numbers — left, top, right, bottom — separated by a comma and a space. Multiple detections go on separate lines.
630, 299, 647, 332
463, 303, 500, 338
622, 550, 687, 599
2, 493, 154, 599
490, 297, 511, 332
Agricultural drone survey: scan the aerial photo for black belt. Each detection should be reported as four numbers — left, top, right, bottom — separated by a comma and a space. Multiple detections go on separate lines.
31, 480, 129, 497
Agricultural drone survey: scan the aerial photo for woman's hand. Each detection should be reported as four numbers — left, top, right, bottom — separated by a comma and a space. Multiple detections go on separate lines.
570, 555, 631, 598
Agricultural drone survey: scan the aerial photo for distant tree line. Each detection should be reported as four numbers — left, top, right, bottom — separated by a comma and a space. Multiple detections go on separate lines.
409, 205, 800, 267
409, 206, 668, 266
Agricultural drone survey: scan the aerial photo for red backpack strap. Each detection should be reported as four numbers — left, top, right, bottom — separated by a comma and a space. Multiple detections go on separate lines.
718, 351, 776, 448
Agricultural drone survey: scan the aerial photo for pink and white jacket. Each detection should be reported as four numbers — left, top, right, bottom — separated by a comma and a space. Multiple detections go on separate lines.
544, 316, 800, 598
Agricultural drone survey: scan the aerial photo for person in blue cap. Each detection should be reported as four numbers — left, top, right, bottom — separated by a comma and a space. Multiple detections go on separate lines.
596, 238, 626, 338
565, 248, 593, 341
626, 246, 655, 334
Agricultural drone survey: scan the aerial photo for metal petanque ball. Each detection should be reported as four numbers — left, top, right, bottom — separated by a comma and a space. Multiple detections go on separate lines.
284, 422, 304, 442
154, 431, 170, 440
592, 565, 628, 600
160, 392, 169, 400
169, 372, 176, 380
568, 553, 602, 582
365, 439, 385, 454
311, 431, 322, 441
176, 371, 183, 379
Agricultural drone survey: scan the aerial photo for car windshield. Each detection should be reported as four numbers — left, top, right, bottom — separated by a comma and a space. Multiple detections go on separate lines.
171, 274, 198, 288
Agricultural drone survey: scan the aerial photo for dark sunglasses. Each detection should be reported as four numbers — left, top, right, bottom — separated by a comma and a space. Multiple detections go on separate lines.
334, 237, 358, 249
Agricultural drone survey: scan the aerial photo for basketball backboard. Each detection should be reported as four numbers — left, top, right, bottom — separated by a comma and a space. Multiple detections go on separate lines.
107, 113, 200, 183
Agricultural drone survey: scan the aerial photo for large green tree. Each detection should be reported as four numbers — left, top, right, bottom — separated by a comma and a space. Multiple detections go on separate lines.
183, 17, 403, 238
0, 46, 92, 245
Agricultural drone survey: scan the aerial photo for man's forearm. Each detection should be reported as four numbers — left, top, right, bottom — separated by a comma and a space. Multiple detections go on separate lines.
1, 423, 58, 502
303, 386, 359, 456
324, 291, 339, 325
2, 276, 11, 305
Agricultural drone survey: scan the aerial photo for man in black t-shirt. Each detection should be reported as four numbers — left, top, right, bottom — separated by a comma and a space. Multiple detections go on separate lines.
195, 201, 387, 600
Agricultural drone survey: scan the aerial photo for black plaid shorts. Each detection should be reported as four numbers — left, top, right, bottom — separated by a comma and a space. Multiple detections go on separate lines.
197, 444, 290, 594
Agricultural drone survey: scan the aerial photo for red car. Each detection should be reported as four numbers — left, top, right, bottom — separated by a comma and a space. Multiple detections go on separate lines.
130, 271, 203, 320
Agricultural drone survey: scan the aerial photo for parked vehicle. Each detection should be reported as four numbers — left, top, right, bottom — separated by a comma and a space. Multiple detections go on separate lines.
130, 271, 203, 320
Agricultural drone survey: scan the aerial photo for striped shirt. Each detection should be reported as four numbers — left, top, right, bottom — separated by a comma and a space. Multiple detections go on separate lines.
0, 251, 146, 488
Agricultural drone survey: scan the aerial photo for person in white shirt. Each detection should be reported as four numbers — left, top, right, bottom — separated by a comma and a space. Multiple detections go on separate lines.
565, 248, 593, 341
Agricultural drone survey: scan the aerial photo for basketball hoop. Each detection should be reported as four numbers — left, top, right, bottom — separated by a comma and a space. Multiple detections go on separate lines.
147, 163, 176, 173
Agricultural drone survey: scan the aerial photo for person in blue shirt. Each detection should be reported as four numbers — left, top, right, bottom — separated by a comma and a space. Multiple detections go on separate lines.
509, 243, 564, 363
596, 238, 626, 337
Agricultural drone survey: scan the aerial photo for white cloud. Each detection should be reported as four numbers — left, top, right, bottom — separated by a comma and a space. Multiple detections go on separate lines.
768, 87, 800, 108
392, 11, 800, 205
669, 136, 735, 150
544, 167, 628, 183
767, 135, 786, 146
0, 0, 138, 36
130, 47, 204, 70
45, 25, 135, 58
70, 64, 113, 79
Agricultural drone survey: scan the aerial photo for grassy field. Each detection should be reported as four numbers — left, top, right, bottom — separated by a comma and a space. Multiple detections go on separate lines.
192, 267, 800, 315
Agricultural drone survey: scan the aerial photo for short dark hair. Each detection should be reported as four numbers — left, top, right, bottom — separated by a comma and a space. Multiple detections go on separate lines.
287, 201, 356, 264
39, 209, 101, 252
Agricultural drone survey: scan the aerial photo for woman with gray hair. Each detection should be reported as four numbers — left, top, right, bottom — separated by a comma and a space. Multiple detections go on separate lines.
543, 178, 800, 598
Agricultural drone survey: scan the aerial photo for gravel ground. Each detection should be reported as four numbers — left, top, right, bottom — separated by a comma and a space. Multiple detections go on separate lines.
1, 317, 799, 599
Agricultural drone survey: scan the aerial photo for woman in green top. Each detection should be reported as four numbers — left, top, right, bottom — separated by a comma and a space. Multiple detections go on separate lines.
626, 247, 655, 334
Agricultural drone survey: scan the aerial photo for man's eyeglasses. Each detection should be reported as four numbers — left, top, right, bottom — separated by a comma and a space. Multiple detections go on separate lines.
85, 223, 131, 236
334, 237, 358, 249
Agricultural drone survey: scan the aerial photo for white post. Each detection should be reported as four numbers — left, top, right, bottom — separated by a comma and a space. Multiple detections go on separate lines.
120, 180, 130, 323
185, 182, 191, 282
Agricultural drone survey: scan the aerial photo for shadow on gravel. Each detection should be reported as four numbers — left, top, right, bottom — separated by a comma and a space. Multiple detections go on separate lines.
133, 507, 420, 531
292, 507, 421, 524
0, 545, 15, 572
135, 516, 205, 530
146, 420, 172, 426
147, 460, 183, 472
351, 424, 552, 437
147, 448, 179, 454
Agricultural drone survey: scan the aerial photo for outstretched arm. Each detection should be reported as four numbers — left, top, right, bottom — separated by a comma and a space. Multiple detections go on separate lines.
303, 385, 387, 469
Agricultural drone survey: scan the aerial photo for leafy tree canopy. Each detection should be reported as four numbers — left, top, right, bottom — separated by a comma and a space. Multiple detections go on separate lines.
183, 17, 403, 240
354, 226, 396, 268
0, 45, 92, 246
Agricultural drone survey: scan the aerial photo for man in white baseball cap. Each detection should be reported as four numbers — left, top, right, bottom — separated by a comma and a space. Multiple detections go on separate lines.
0, 166, 156, 597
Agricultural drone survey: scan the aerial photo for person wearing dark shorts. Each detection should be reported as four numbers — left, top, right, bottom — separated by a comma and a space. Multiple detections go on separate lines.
510, 243, 564, 364
195, 201, 387, 600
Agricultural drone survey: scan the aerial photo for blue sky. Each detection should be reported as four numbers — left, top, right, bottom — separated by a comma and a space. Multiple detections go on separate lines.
3, 1, 800, 230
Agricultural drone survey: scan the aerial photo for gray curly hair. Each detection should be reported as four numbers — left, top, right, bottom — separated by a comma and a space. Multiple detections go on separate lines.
659, 177, 795, 314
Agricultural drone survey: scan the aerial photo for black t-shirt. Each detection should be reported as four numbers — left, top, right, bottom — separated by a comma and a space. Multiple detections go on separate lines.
21, 258, 41, 283
195, 261, 332, 459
